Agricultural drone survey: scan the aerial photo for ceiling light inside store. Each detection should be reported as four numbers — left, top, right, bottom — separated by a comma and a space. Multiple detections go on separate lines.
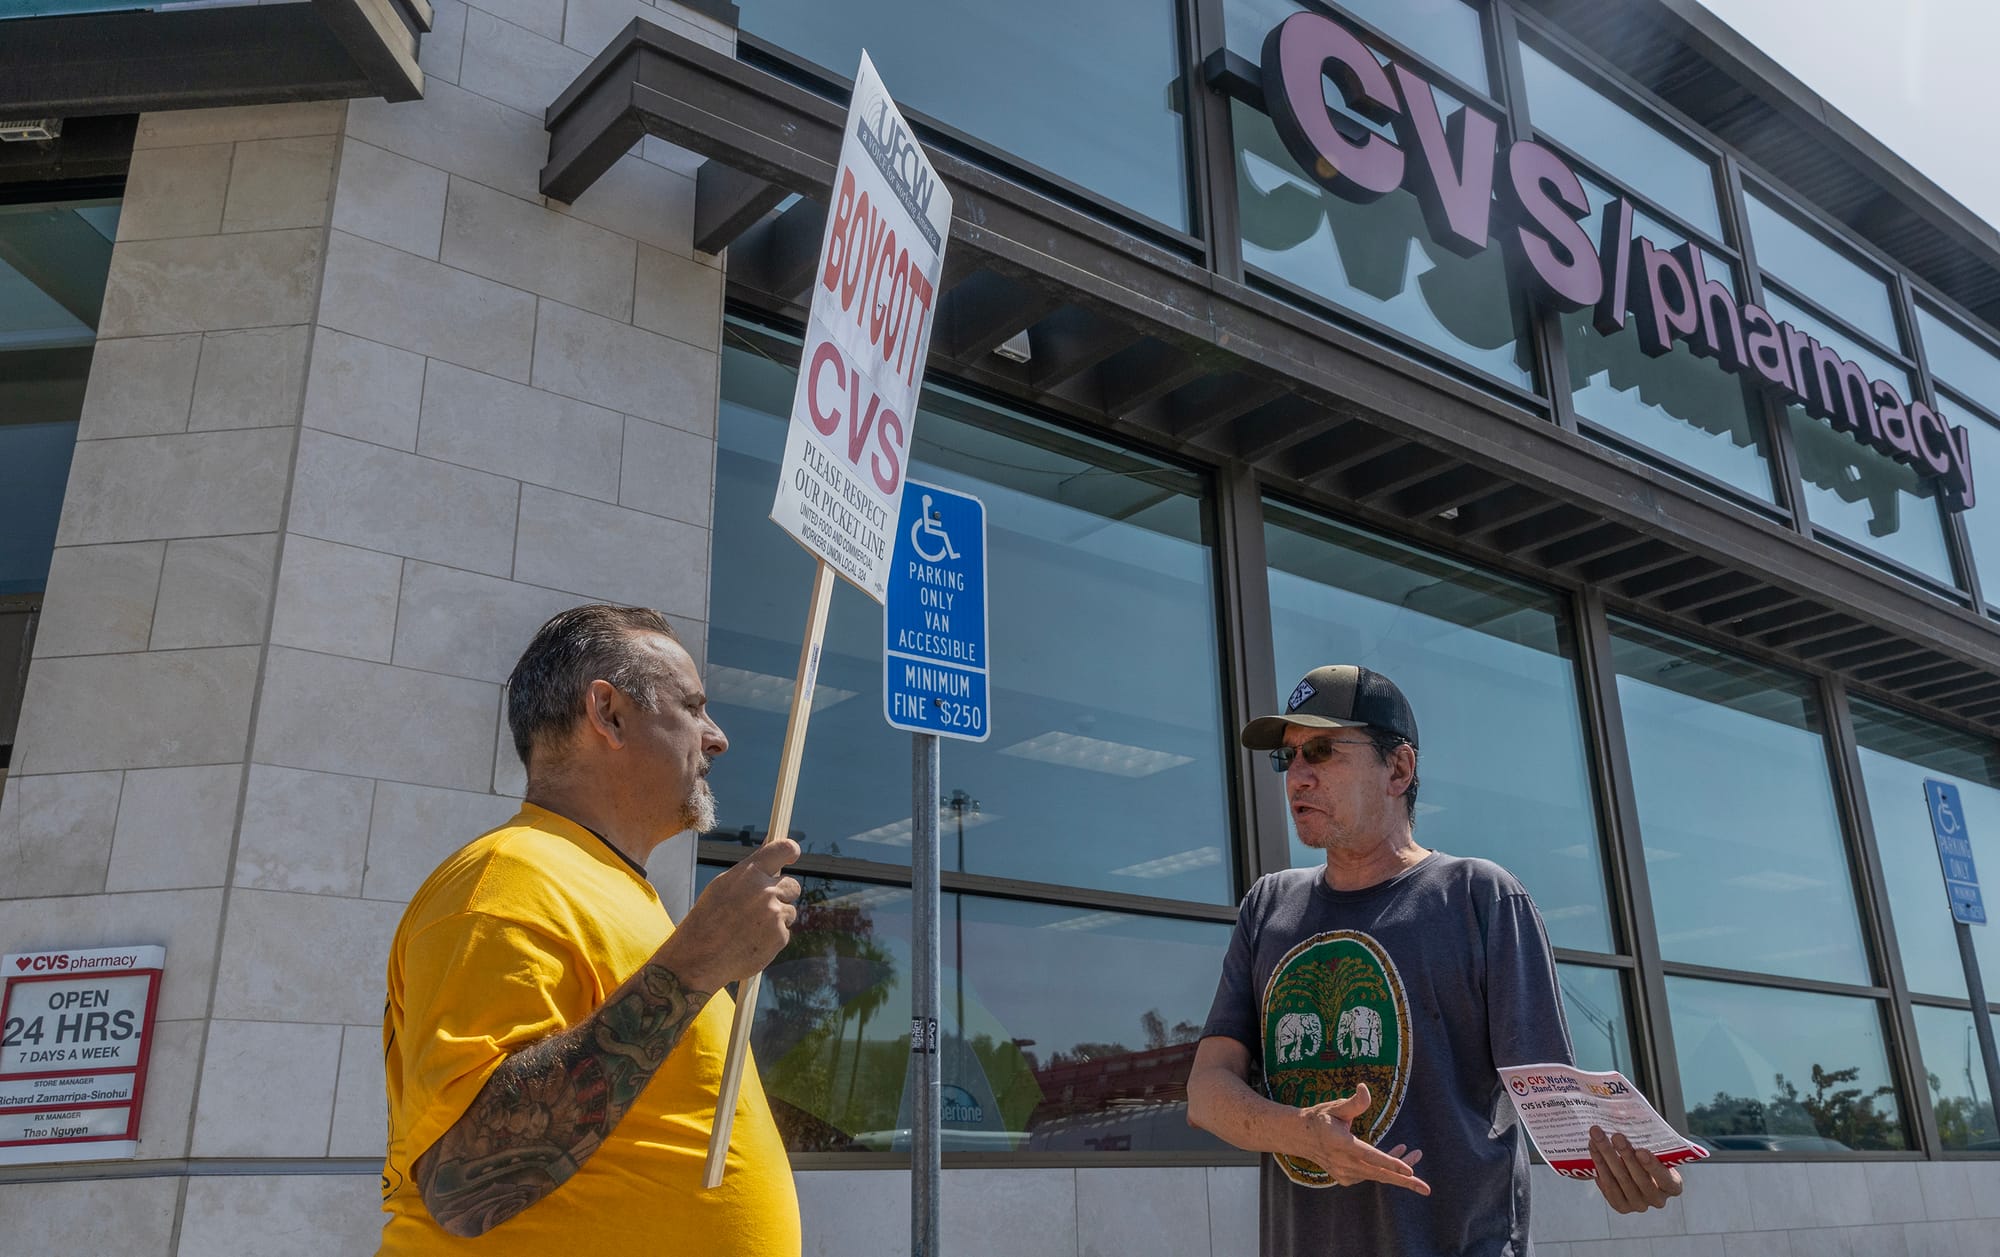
1000, 731, 1195, 778
842, 808, 995, 849
1724, 869, 1829, 893
822, 885, 912, 911
707, 664, 855, 715
1042, 910, 1123, 932
1112, 847, 1222, 879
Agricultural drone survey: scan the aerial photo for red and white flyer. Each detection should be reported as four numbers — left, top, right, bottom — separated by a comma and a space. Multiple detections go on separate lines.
0, 945, 165, 1166
1498, 1063, 1709, 1180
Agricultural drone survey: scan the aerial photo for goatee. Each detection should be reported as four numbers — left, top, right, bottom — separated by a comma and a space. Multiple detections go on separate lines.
681, 778, 717, 835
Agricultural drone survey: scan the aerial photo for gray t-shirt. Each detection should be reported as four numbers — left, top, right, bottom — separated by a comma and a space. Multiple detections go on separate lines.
1202, 854, 1574, 1257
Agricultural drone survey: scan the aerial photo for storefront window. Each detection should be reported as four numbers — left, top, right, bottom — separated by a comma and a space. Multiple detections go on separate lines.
1, 195, 119, 772
1913, 1004, 2000, 1151
1764, 287, 1955, 584
697, 869, 1233, 1155
1234, 97, 1536, 389
1942, 392, 2000, 598
1914, 299, 2000, 598
1609, 620, 1871, 985
1917, 300, 2000, 405
1, 199, 116, 595
1745, 191, 1901, 349
1849, 698, 2000, 1003
706, 328, 1235, 905
1224, 0, 1489, 94
1264, 504, 1612, 952
2, 1, 159, 12
1517, 42, 1722, 241
1670, 977, 1908, 1152
1564, 179, 1776, 502
737, 0, 1190, 232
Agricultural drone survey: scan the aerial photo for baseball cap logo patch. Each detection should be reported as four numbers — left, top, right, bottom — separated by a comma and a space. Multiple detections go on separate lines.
1288, 679, 1317, 711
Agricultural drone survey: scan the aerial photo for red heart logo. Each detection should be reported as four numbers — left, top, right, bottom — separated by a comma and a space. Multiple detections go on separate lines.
13, 957, 29, 971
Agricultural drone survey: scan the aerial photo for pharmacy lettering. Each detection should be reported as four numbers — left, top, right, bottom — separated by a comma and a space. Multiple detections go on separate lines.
1261, 11, 1976, 510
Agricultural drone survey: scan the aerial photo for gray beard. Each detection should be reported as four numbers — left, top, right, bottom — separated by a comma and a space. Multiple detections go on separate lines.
681, 778, 717, 835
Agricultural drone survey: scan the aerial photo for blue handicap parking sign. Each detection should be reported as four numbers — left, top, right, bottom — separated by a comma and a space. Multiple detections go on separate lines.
884, 481, 988, 741
1925, 779, 1987, 927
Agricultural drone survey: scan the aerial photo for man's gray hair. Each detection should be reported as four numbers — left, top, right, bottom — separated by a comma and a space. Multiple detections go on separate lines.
506, 605, 682, 770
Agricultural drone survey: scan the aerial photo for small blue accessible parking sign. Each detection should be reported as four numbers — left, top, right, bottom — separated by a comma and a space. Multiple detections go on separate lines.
884, 480, 989, 741
1925, 779, 1987, 926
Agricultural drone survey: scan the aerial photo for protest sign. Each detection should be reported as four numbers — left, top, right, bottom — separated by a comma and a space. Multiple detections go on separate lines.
707, 50, 952, 1189
768, 50, 952, 604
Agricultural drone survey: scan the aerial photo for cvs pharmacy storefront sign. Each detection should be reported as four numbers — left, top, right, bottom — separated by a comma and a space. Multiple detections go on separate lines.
1260, 10, 1975, 509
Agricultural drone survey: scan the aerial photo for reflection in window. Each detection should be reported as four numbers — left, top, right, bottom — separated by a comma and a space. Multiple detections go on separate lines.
1, 0, 157, 12
1849, 698, 2000, 1002
1670, 977, 1907, 1152
737, 0, 1189, 231
1761, 287, 1956, 583
1264, 504, 1612, 952
1744, 192, 1900, 349
1559, 964, 1634, 1078
1788, 407, 1954, 584
1223, 0, 1489, 93
1234, 101, 1534, 388
1913, 1004, 2000, 1151
1517, 42, 1721, 240
1911, 303, 2000, 596
1943, 394, 2000, 598
706, 329, 1235, 904
1610, 621, 1870, 984
1564, 180, 1775, 501
699, 869, 1233, 1155
1917, 300, 2000, 405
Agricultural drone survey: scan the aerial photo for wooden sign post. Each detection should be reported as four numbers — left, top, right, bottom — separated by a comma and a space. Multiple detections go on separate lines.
704, 49, 952, 1188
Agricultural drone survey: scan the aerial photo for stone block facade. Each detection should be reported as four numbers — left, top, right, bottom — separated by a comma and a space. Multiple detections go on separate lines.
0, 1, 726, 1247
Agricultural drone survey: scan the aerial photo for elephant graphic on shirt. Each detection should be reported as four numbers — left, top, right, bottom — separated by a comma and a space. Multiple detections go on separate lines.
1336, 1005, 1383, 1059
1273, 1011, 1323, 1063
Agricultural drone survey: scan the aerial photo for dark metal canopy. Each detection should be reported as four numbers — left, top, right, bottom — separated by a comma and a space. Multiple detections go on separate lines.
542, 20, 2000, 737
0, 0, 431, 119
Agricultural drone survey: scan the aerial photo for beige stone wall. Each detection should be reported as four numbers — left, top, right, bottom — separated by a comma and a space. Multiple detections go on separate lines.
2, 100, 348, 1192
0, 1, 731, 1249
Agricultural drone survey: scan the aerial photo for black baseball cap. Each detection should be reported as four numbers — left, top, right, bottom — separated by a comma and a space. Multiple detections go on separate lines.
1240, 665, 1419, 751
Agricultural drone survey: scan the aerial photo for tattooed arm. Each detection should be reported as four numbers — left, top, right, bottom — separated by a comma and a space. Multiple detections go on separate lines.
414, 838, 802, 1238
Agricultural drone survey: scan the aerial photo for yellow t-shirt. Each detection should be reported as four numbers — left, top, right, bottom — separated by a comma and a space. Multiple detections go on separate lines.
377, 803, 800, 1256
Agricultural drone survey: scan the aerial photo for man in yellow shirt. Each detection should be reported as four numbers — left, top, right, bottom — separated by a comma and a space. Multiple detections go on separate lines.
378, 604, 803, 1255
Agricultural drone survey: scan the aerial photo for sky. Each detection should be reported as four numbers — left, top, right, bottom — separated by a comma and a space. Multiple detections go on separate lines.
1695, 0, 2000, 233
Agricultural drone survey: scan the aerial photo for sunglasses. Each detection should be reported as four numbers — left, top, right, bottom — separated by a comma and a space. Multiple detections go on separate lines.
1268, 735, 1375, 773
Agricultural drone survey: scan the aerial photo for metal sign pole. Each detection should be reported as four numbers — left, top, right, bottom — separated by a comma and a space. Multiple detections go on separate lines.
911, 733, 942, 1257
1954, 923, 2000, 1123
1924, 779, 2000, 1132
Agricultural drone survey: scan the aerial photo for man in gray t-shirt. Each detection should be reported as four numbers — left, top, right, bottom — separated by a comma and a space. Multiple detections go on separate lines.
1188, 666, 1684, 1255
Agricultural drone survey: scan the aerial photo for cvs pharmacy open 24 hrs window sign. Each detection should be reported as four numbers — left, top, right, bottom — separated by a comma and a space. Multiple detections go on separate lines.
0, 944, 165, 1166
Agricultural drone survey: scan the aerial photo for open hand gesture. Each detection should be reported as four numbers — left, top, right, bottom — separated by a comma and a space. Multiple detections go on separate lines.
1295, 1084, 1430, 1195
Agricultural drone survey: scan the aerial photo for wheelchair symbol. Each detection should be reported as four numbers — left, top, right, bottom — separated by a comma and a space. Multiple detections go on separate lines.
910, 494, 960, 563
1935, 785, 1962, 837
